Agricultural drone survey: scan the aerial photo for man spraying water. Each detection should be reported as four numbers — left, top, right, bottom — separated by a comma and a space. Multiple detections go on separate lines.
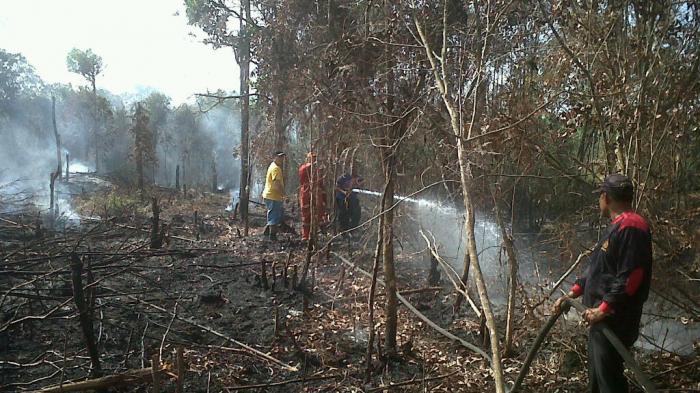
554, 174, 653, 393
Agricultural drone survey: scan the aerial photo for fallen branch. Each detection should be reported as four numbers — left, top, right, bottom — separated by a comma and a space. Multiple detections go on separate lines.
225, 373, 341, 390
332, 252, 492, 364
113, 223, 197, 243
29, 364, 171, 393
320, 286, 442, 306
366, 370, 457, 392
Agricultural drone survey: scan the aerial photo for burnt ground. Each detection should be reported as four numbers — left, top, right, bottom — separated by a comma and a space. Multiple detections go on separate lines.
1, 182, 698, 392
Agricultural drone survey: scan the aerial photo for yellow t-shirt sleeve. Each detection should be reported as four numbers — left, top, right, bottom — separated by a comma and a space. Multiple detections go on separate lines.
263, 164, 284, 201
270, 166, 281, 181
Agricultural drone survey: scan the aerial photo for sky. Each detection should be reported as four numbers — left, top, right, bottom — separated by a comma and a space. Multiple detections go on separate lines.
0, 0, 239, 104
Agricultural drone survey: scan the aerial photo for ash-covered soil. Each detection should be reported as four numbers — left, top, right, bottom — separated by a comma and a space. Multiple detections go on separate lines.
1, 183, 698, 392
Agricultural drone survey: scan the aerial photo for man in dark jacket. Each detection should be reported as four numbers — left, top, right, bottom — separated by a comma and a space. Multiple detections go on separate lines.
335, 173, 363, 233
554, 174, 653, 393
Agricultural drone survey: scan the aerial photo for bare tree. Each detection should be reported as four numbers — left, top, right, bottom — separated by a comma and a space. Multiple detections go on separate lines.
415, 2, 508, 389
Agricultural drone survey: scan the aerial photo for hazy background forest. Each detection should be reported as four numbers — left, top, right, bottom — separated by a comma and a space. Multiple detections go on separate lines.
1, 0, 699, 392
0, 47, 242, 191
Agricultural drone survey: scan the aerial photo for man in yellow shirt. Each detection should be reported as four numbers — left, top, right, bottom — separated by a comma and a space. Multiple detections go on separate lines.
262, 151, 285, 239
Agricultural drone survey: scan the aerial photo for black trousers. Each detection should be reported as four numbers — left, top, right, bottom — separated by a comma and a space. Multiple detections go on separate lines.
587, 324, 629, 393
337, 198, 360, 231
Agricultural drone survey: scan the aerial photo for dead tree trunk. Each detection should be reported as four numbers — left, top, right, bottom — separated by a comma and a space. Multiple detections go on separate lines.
175, 165, 180, 191
381, 59, 400, 357
52, 96, 62, 181
416, 13, 506, 392
150, 197, 162, 249
238, 0, 252, 236
493, 189, 519, 356
453, 250, 471, 311
49, 171, 59, 217
70, 252, 101, 377
366, 181, 389, 380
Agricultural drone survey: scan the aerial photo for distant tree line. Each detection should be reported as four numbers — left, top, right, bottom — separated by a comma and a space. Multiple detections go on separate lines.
0, 47, 242, 192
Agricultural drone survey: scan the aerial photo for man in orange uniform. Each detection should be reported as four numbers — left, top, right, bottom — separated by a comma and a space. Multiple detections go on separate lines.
298, 152, 327, 241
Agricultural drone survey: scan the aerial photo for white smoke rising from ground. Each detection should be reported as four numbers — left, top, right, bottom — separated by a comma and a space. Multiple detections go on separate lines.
69, 161, 91, 173
356, 190, 699, 355
198, 106, 241, 190
355, 188, 514, 303
0, 112, 105, 224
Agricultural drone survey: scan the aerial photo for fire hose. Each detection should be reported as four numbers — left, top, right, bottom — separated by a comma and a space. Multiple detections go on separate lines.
510, 298, 657, 393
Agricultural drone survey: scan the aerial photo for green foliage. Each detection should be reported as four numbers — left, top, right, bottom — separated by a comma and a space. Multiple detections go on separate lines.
103, 192, 139, 217
66, 48, 103, 87
185, 0, 238, 49
143, 92, 170, 132
131, 104, 157, 164
0, 48, 42, 112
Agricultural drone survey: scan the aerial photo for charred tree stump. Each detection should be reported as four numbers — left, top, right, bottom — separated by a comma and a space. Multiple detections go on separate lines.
291, 265, 298, 290
261, 260, 269, 290
175, 165, 180, 191
33, 215, 43, 238
49, 171, 60, 218
86, 255, 96, 320
271, 262, 277, 290
427, 253, 440, 286
176, 347, 185, 393
52, 95, 62, 180
150, 197, 162, 249
211, 161, 218, 193
65, 153, 70, 181
283, 255, 290, 288
298, 240, 315, 292
273, 306, 281, 337
194, 210, 200, 241
70, 252, 101, 378
151, 353, 161, 393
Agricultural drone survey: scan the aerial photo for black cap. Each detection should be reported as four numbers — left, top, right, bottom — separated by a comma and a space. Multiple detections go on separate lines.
593, 174, 634, 197
274, 150, 286, 157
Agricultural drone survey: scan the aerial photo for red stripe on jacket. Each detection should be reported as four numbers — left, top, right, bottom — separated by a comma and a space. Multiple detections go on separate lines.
612, 211, 649, 232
